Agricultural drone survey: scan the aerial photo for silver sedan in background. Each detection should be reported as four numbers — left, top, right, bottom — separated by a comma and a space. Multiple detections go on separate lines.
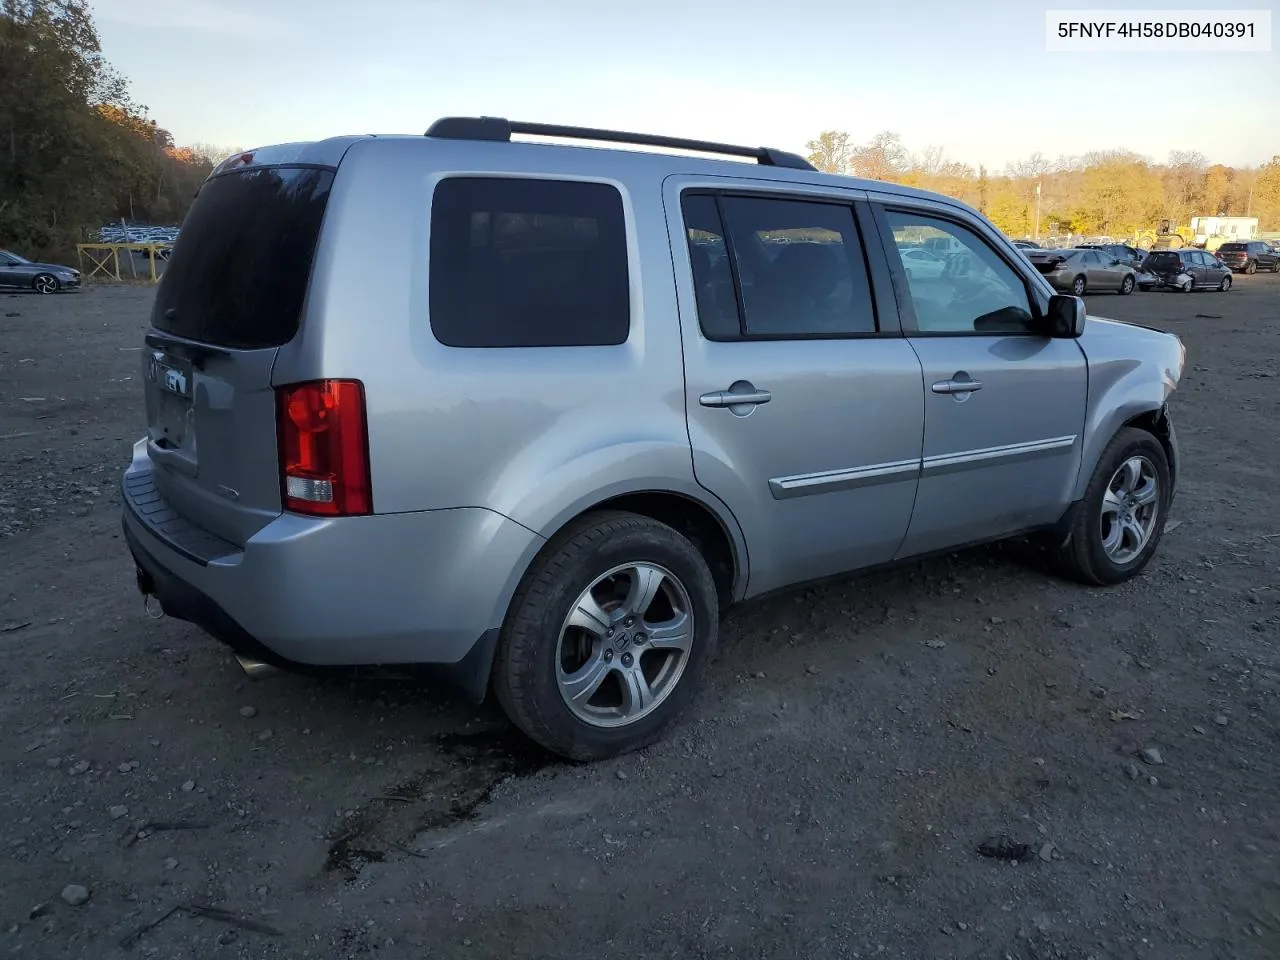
1025, 248, 1137, 296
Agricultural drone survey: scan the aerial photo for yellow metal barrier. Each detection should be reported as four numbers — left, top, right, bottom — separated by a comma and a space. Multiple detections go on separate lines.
76, 243, 172, 283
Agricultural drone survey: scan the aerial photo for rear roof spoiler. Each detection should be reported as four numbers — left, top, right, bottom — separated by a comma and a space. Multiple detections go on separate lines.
425, 116, 817, 172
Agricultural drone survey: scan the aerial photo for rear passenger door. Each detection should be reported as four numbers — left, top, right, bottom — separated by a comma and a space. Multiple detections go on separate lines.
870, 200, 1088, 558
665, 178, 925, 597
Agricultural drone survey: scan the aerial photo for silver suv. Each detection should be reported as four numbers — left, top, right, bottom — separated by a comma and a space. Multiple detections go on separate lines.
122, 118, 1186, 760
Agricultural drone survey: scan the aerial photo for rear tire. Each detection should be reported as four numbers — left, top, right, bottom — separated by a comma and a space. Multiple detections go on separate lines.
492, 510, 719, 761
1119, 274, 1135, 295
1181, 276, 1194, 293
1055, 428, 1171, 587
1071, 275, 1086, 296
1245, 260, 1257, 275
1272, 259, 1280, 274
32, 274, 59, 295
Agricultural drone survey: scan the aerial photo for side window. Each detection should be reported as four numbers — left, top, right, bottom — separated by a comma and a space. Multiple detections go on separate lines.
1190, 252, 1207, 266
681, 194, 740, 339
683, 193, 877, 339
429, 177, 630, 348
884, 210, 1035, 335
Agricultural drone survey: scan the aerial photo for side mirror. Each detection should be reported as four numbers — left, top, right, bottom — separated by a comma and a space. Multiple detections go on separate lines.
1044, 294, 1086, 338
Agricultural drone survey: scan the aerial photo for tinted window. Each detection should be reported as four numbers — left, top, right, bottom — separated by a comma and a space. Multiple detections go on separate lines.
885, 210, 1034, 335
707, 195, 877, 338
429, 177, 630, 348
153, 167, 333, 349
681, 195, 740, 339
1145, 252, 1181, 269
1217, 243, 1245, 253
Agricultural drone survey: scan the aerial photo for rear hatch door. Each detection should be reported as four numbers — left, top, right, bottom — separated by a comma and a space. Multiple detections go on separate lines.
1141, 251, 1186, 278
142, 162, 336, 547
1215, 244, 1247, 264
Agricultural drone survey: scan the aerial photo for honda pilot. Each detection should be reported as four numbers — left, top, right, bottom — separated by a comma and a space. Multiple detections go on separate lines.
123, 118, 1186, 760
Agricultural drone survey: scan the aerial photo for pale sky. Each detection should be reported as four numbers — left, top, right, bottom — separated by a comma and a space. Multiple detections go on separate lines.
89, 0, 1277, 171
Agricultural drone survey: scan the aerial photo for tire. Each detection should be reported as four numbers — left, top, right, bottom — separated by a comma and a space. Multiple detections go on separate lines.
1218, 274, 1232, 292
1181, 276, 1194, 293
32, 274, 60, 295
1071, 275, 1086, 296
1245, 260, 1256, 275
1119, 274, 1135, 295
492, 510, 719, 761
1272, 260, 1280, 274
1055, 427, 1171, 586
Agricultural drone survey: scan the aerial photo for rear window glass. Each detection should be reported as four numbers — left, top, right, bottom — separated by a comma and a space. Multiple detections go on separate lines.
429, 177, 630, 348
152, 166, 334, 349
1145, 252, 1183, 267
1217, 243, 1246, 252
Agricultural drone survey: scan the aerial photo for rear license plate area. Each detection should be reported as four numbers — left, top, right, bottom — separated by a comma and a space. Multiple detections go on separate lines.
149, 351, 194, 448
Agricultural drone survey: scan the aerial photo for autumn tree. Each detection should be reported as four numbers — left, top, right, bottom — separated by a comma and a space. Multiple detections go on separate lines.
805, 131, 854, 174
0, 0, 213, 259
803, 125, 1275, 238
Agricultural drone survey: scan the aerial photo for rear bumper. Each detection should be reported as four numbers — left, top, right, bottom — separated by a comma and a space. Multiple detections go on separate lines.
121, 449, 545, 696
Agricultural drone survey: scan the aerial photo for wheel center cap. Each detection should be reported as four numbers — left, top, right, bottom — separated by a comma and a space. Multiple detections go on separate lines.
614, 632, 632, 652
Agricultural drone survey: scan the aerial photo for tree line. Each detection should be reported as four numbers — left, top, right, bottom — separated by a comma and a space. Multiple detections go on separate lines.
0, 0, 232, 260
806, 130, 1280, 240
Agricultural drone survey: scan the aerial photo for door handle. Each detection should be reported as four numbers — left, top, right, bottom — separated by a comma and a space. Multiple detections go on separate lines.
699, 388, 772, 408
931, 378, 983, 395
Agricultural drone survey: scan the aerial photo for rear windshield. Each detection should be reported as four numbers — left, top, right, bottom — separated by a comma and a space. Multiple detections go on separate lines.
1217, 243, 1246, 252
1144, 252, 1183, 267
153, 166, 334, 349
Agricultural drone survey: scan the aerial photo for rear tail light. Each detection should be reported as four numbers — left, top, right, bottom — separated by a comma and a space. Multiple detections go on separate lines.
276, 380, 371, 516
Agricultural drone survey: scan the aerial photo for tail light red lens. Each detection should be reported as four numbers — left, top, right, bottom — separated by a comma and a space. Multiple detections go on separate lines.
276, 380, 371, 517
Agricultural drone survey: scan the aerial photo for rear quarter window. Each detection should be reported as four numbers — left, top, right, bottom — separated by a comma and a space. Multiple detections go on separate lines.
429, 177, 630, 348
153, 166, 334, 349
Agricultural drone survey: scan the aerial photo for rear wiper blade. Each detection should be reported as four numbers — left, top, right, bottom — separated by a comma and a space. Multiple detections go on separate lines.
144, 328, 233, 367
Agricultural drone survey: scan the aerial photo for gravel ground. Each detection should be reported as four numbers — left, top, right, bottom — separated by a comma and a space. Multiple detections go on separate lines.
1, 278, 1278, 960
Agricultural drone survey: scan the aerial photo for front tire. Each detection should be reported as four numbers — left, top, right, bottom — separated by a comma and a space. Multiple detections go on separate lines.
492, 510, 719, 761
32, 274, 60, 294
1071, 275, 1086, 296
1055, 428, 1171, 586
1218, 274, 1232, 292
1119, 274, 1135, 295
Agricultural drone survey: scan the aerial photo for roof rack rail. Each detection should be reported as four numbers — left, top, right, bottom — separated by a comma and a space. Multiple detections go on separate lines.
425, 116, 816, 172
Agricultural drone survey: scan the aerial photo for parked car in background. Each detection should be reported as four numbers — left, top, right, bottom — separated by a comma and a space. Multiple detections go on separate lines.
1214, 241, 1280, 275
899, 246, 947, 280
1139, 249, 1233, 292
0, 250, 81, 293
1081, 242, 1146, 268
1025, 248, 1137, 296
1010, 240, 1041, 249
121, 117, 1186, 760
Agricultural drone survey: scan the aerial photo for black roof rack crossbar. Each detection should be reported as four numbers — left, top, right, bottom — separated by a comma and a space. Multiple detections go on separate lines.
425, 116, 816, 171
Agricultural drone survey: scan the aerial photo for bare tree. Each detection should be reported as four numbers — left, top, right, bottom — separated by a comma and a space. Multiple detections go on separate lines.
914, 144, 947, 177
850, 131, 907, 181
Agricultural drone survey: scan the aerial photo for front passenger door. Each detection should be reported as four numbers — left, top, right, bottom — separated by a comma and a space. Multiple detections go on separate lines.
874, 203, 1088, 558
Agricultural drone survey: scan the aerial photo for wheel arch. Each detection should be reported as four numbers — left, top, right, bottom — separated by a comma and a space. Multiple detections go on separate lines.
528, 485, 748, 611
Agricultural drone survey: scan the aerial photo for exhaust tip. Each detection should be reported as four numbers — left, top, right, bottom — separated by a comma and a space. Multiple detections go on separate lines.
235, 655, 279, 679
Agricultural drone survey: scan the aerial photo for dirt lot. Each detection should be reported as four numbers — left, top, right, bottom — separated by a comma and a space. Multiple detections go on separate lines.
1, 278, 1278, 960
